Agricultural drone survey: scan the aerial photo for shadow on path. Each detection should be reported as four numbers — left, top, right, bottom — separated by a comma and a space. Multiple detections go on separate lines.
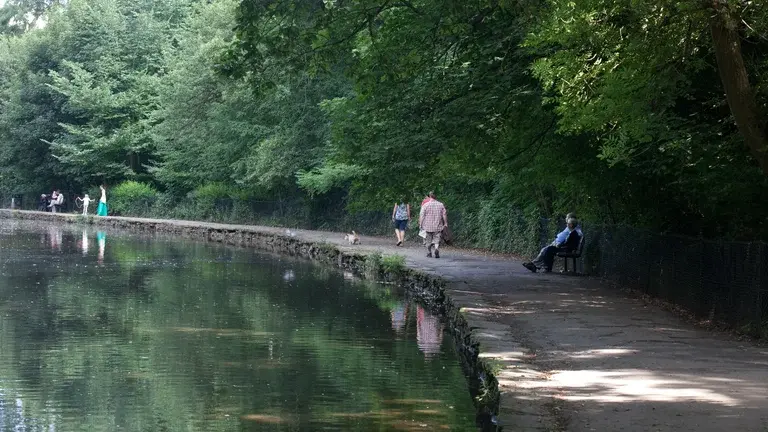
310, 230, 768, 432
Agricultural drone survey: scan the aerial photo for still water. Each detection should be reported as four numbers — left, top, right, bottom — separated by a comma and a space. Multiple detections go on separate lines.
0, 222, 477, 431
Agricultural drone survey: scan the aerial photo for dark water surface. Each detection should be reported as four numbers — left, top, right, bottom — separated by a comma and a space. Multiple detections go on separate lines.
0, 222, 477, 431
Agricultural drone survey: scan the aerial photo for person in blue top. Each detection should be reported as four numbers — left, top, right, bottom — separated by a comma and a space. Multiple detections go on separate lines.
523, 215, 583, 273
391, 199, 411, 246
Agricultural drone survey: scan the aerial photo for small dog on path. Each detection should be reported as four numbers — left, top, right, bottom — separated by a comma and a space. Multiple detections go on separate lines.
344, 231, 360, 245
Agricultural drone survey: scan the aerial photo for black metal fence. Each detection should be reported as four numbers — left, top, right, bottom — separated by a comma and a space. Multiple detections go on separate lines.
542, 222, 768, 334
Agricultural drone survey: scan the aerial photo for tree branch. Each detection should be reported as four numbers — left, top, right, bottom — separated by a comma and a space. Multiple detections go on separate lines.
500, 117, 557, 163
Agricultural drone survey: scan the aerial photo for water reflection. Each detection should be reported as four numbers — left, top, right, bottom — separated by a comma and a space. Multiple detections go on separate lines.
282, 269, 295, 282
417, 306, 444, 358
391, 302, 408, 334
78, 229, 89, 255
0, 223, 476, 431
96, 231, 106, 264
0, 392, 56, 432
389, 302, 446, 359
47, 225, 62, 251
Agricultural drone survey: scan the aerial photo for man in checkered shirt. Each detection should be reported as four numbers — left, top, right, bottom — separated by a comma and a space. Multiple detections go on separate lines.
419, 192, 448, 258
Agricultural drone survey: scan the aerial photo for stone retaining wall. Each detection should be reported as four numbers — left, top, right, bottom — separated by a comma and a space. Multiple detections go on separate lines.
0, 210, 500, 430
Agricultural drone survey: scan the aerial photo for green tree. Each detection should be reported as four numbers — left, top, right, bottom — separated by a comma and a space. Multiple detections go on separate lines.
0, 27, 69, 195
0, 0, 63, 35
44, 0, 193, 185
154, 0, 343, 196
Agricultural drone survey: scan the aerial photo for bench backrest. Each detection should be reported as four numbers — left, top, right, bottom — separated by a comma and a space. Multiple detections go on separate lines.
563, 231, 585, 255
564, 230, 581, 251
576, 234, 585, 255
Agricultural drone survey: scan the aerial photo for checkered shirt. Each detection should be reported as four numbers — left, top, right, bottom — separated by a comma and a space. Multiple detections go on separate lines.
419, 199, 446, 233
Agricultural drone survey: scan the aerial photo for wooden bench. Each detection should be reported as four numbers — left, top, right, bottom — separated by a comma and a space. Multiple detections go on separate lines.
557, 234, 585, 273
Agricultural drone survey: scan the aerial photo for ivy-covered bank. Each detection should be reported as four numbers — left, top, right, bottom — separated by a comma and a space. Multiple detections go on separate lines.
0, 209, 501, 430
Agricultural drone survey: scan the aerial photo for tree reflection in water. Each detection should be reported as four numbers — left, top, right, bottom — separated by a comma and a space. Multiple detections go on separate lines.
0, 224, 477, 431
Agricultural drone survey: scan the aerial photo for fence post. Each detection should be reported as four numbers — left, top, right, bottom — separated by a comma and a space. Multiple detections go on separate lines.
756, 243, 764, 332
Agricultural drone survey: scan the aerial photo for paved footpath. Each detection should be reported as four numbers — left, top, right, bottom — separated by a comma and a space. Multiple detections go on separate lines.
282, 226, 768, 432
9, 213, 768, 431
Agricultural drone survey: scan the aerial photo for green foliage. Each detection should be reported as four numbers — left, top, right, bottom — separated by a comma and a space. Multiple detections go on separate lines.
454, 198, 542, 257
380, 254, 406, 275
523, 0, 768, 236
296, 163, 369, 196
193, 182, 230, 201
0, 0, 62, 35
42, 0, 190, 185
188, 182, 232, 220
224, 0, 768, 242
362, 252, 382, 280
2, 0, 768, 250
109, 180, 158, 216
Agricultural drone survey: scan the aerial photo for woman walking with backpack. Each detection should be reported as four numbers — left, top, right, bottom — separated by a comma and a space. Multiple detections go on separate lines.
391, 199, 411, 246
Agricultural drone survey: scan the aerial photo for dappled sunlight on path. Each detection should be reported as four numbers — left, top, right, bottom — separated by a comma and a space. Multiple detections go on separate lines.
537, 369, 740, 405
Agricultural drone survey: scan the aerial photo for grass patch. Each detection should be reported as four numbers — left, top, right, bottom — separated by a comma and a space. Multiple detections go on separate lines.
315, 242, 338, 254
363, 252, 382, 279
481, 358, 505, 376
363, 253, 407, 281
380, 254, 406, 274
739, 321, 768, 340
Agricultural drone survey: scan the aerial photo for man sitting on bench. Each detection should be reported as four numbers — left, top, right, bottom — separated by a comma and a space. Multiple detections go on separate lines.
523, 216, 582, 273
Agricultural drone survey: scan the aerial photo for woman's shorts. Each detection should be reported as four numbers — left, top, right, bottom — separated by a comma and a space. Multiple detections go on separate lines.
395, 219, 408, 231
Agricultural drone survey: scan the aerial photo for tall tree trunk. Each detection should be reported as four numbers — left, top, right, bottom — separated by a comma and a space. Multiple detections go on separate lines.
710, 0, 768, 175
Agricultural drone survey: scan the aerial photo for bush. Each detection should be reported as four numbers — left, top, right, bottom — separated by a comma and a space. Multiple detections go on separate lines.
109, 181, 159, 216
363, 252, 382, 279
194, 182, 231, 201
192, 183, 234, 220
148, 193, 198, 220
451, 199, 541, 257
380, 254, 406, 274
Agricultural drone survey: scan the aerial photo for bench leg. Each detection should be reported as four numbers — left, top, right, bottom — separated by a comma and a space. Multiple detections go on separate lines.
564, 257, 568, 272
571, 257, 577, 274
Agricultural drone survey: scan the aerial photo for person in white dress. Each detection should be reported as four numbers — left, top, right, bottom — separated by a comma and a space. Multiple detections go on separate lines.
96, 185, 108, 216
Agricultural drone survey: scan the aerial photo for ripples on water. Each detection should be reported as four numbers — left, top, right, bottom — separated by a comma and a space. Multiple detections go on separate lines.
0, 222, 477, 431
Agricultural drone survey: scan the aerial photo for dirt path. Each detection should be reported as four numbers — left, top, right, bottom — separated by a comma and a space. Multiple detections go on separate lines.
7, 213, 768, 431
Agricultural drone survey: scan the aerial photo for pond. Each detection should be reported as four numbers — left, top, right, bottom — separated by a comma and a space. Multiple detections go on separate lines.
0, 221, 478, 431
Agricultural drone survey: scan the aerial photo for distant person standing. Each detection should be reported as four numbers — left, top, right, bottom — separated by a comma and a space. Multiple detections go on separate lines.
76, 194, 92, 215
419, 192, 447, 258
53, 190, 64, 213
38, 194, 48, 211
96, 185, 108, 216
48, 190, 59, 213
391, 199, 411, 247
